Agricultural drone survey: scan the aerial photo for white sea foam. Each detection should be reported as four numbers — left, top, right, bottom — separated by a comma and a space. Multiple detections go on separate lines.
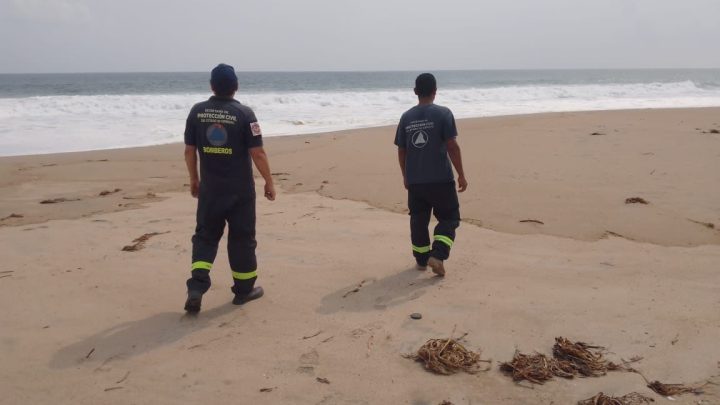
1, 81, 720, 156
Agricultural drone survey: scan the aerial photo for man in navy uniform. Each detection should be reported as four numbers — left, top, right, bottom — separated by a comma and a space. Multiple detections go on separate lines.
183, 64, 275, 313
395, 73, 468, 277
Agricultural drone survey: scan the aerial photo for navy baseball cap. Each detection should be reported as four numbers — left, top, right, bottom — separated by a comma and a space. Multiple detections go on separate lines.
210, 63, 238, 94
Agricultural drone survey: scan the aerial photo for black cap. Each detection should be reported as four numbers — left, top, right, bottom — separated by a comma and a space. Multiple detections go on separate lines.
210, 64, 238, 95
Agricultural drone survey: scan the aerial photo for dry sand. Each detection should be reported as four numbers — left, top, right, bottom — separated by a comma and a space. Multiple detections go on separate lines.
1, 108, 719, 404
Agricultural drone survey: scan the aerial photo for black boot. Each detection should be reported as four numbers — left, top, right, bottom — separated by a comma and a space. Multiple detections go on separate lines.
232, 286, 264, 305
184, 290, 203, 313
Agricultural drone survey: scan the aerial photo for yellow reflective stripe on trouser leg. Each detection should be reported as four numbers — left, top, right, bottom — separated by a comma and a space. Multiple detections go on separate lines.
433, 235, 454, 248
412, 245, 431, 253
192, 261, 213, 271
232, 270, 257, 280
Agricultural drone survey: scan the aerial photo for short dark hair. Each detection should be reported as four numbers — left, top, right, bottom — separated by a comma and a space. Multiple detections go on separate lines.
210, 63, 239, 97
414, 73, 437, 97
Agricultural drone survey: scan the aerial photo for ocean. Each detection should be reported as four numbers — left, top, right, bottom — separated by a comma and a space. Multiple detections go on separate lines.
1, 69, 720, 156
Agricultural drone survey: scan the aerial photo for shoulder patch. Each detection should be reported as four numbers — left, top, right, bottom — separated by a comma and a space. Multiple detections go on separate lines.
250, 122, 262, 137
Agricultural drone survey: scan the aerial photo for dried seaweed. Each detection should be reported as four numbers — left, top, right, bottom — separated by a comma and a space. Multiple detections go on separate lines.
121, 231, 169, 252
647, 381, 704, 396
500, 351, 574, 384
501, 337, 638, 384
577, 392, 654, 405
519, 219, 544, 225
406, 337, 488, 375
553, 337, 622, 377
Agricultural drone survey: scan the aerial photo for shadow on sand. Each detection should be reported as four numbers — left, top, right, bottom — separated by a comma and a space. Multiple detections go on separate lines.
317, 267, 442, 314
49, 303, 236, 369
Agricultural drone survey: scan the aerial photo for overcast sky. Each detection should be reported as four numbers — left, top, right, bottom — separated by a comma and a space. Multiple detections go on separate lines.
0, 0, 719, 73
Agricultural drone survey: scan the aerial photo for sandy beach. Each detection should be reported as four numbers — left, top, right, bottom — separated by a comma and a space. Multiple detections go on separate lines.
1, 108, 719, 404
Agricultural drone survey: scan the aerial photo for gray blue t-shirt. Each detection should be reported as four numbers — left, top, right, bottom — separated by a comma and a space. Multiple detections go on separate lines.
394, 103, 458, 185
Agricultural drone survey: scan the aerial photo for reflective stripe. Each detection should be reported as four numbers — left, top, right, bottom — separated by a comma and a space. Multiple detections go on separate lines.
433, 235, 454, 248
232, 270, 257, 280
192, 261, 213, 271
412, 245, 431, 254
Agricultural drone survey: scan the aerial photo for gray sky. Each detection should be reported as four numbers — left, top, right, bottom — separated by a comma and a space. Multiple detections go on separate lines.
1, 0, 719, 73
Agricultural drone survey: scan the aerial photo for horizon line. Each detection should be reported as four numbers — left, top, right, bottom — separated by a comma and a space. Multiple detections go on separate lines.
2, 67, 720, 75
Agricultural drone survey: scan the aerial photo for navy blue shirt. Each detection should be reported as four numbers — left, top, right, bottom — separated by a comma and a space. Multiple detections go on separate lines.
394, 104, 458, 185
184, 96, 263, 193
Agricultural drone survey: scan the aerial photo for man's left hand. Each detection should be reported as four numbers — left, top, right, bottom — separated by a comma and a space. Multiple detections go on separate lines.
190, 179, 200, 198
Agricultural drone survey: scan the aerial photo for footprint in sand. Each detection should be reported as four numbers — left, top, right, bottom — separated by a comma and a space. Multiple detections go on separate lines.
297, 349, 319, 374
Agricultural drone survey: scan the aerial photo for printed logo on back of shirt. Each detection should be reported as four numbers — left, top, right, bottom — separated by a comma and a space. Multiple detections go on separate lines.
206, 123, 228, 146
411, 130, 429, 148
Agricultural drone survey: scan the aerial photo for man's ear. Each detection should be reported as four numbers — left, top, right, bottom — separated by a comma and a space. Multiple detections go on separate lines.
414, 87, 420, 96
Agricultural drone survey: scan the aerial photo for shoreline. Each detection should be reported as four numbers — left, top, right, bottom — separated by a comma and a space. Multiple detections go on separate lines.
3, 105, 720, 159
1, 107, 719, 247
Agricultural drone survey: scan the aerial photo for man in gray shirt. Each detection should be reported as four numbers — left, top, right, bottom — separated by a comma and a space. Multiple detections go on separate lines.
394, 73, 468, 276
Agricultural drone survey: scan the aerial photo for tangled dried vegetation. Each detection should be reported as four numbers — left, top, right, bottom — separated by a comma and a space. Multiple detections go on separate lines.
405, 336, 490, 375
500, 337, 637, 384
577, 392, 654, 405
646, 380, 705, 396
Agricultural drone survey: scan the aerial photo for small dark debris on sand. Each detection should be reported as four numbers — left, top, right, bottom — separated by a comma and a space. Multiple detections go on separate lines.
271, 172, 290, 176
99, 188, 122, 196
439, 401, 454, 405
104, 387, 123, 392
122, 231, 169, 252
625, 197, 649, 205
40, 197, 81, 204
85, 348, 95, 359
519, 219, 544, 225
688, 219, 715, 229
647, 381, 705, 396
122, 192, 157, 200
316, 377, 330, 384
1, 213, 23, 221
590, 132, 606, 136
603, 230, 629, 239
342, 279, 369, 298
302, 331, 322, 340
405, 336, 488, 375
259, 387, 276, 393
577, 392, 654, 405
703, 129, 720, 134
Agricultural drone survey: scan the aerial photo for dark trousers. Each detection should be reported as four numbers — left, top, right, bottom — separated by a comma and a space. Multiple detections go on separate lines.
187, 187, 257, 296
408, 182, 460, 264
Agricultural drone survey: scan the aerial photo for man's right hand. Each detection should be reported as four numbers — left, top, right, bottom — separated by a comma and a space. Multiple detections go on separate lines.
264, 182, 276, 201
190, 179, 200, 198
458, 176, 468, 192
